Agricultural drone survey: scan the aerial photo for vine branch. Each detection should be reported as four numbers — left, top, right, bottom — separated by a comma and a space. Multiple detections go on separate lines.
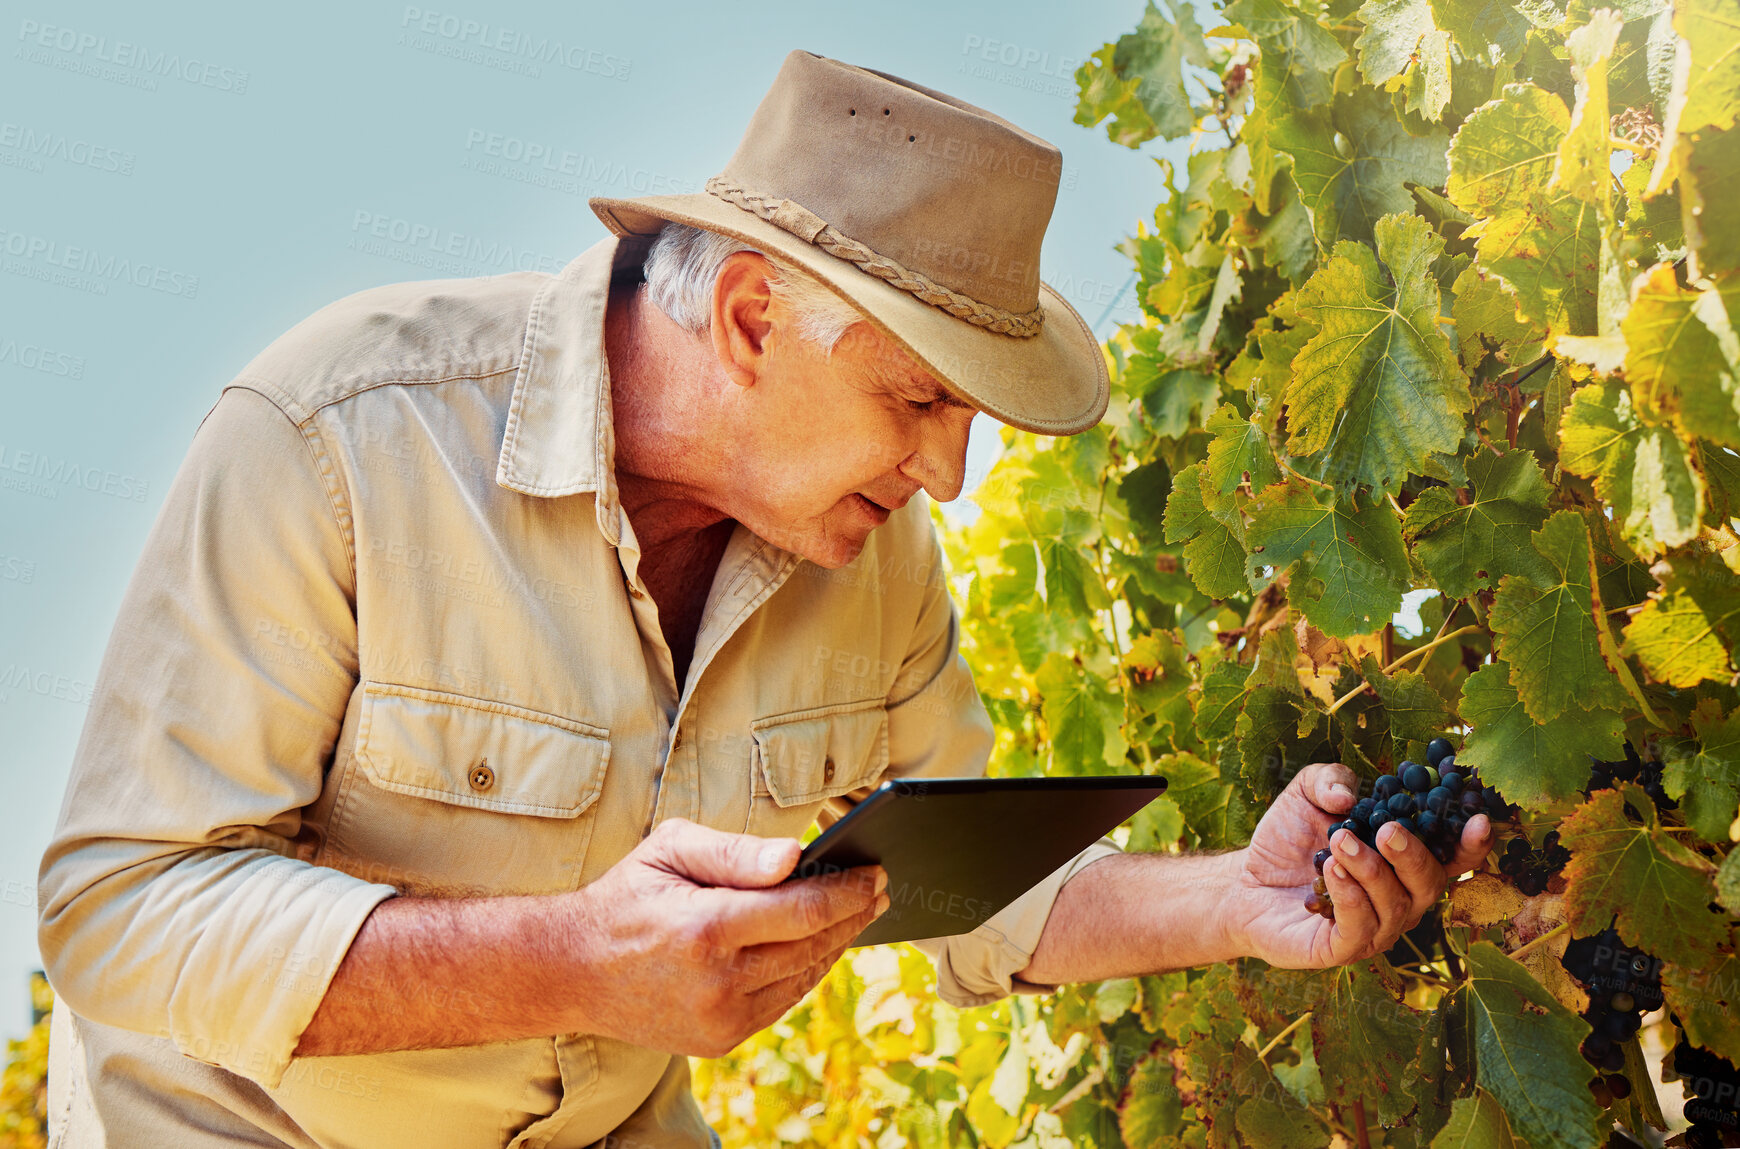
1257, 1011, 1313, 1061
1324, 626, 1482, 718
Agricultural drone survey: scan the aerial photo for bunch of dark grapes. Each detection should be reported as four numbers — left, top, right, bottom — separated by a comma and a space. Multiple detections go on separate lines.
1497, 829, 1571, 896
1561, 927, 1663, 1108
1306, 738, 1510, 919
1672, 1038, 1740, 1148
1588, 742, 1678, 810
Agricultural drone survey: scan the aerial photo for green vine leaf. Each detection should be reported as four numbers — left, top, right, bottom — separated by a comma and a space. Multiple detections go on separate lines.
1661, 698, 1740, 843
1430, 1089, 1525, 1147
1284, 213, 1471, 496
1457, 942, 1603, 1149
1312, 959, 1425, 1123
1404, 448, 1553, 600
1276, 87, 1451, 249
1165, 462, 1254, 599
1246, 480, 1411, 636
1487, 511, 1631, 721
1456, 660, 1622, 811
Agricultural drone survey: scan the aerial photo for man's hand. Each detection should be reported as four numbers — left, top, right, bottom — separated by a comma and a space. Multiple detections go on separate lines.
568, 818, 889, 1058
1226, 763, 1493, 968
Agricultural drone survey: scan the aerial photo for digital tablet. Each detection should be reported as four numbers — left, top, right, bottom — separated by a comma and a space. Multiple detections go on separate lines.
786, 774, 1168, 947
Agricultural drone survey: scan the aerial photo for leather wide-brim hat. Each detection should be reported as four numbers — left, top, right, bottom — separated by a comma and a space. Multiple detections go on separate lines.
590, 49, 1108, 436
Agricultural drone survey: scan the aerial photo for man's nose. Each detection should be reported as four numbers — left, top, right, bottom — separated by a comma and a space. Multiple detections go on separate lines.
901, 412, 975, 504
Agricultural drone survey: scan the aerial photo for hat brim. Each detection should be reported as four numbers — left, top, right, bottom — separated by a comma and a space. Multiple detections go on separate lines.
590, 193, 1109, 436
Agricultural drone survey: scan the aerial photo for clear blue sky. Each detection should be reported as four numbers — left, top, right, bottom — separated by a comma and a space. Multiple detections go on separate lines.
0, 0, 1188, 1038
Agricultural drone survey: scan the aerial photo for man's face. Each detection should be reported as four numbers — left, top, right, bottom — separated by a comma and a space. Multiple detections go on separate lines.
720, 317, 978, 570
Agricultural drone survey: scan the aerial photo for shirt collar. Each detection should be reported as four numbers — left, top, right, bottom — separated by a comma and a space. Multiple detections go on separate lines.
495, 234, 641, 545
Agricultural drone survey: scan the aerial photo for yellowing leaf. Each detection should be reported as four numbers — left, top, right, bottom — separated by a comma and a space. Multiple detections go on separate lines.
1621, 263, 1740, 449
1559, 785, 1729, 966
1621, 548, 1740, 685
1559, 381, 1705, 555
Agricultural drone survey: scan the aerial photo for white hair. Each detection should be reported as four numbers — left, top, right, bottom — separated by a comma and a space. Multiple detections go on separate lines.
642, 223, 864, 353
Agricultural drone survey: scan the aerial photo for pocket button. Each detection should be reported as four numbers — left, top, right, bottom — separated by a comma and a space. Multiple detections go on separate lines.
468, 761, 495, 791
823, 757, 836, 784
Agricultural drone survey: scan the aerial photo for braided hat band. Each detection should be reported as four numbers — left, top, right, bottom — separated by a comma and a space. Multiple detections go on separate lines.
704, 176, 1044, 339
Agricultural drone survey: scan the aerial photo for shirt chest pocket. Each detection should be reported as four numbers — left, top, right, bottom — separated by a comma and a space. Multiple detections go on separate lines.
745, 699, 888, 838
322, 682, 610, 897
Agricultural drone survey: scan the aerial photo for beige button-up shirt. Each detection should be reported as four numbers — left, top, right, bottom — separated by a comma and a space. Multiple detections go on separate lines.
37, 234, 1120, 1148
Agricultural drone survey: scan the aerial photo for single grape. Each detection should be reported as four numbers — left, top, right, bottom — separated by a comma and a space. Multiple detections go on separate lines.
1582, 1034, 1612, 1063
1426, 737, 1454, 767
1369, 807, 1394, 831
1601, 1012, 1632, 1041
1507, 838, 1529, 858
1374, 775, 1402, 802
1388, 792, 1417, 817
1354, 797, 1376, 821
1401, 762, 1431, 792
1610, 990, 1634, 1012
1602, 1045, 1626, 1073
1417, 810, 1440, 837
1606, 1074, 1632, 1099
1437, 754, 1457, 773
1312, 874, 1328, 896
1440, 771, 1463, 794
1460, 790, 1485, 815
1314, 848, 1331, 872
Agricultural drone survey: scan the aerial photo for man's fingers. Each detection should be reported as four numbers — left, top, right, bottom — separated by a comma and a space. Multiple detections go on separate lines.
735, 895, 888, 992
1323, 856, 1378, 958
1376, 822, 1447, 918
1447, 813, 1495, 876
746, 938, 855, 1029
1331, 827, 1410, 941
700, 865, 886, 948
1296, 762, 1358, 815
645, 818, 803, 890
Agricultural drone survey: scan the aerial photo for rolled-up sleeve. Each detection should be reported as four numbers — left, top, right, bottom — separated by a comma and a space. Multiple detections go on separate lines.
818, 520, 1121, 1009
37, 384, 399, 1089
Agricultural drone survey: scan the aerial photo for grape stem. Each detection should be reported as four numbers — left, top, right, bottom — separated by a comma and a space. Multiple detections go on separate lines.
1256, 1011, 1313, 1061
1323, 626, 1482, 718
1507, 922, 1570, 962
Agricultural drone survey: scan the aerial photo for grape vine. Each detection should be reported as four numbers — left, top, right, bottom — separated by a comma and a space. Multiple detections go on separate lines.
696, 0, 1740, 1144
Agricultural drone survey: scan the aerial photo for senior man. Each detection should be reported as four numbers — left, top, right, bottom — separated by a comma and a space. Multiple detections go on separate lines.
37, 50, 1492, 1148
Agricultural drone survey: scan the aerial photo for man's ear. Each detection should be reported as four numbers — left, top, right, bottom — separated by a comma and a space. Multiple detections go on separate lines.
710, 252, 777, 390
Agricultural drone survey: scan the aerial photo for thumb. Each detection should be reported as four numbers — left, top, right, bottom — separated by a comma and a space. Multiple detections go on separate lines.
644, 818, 802, 889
